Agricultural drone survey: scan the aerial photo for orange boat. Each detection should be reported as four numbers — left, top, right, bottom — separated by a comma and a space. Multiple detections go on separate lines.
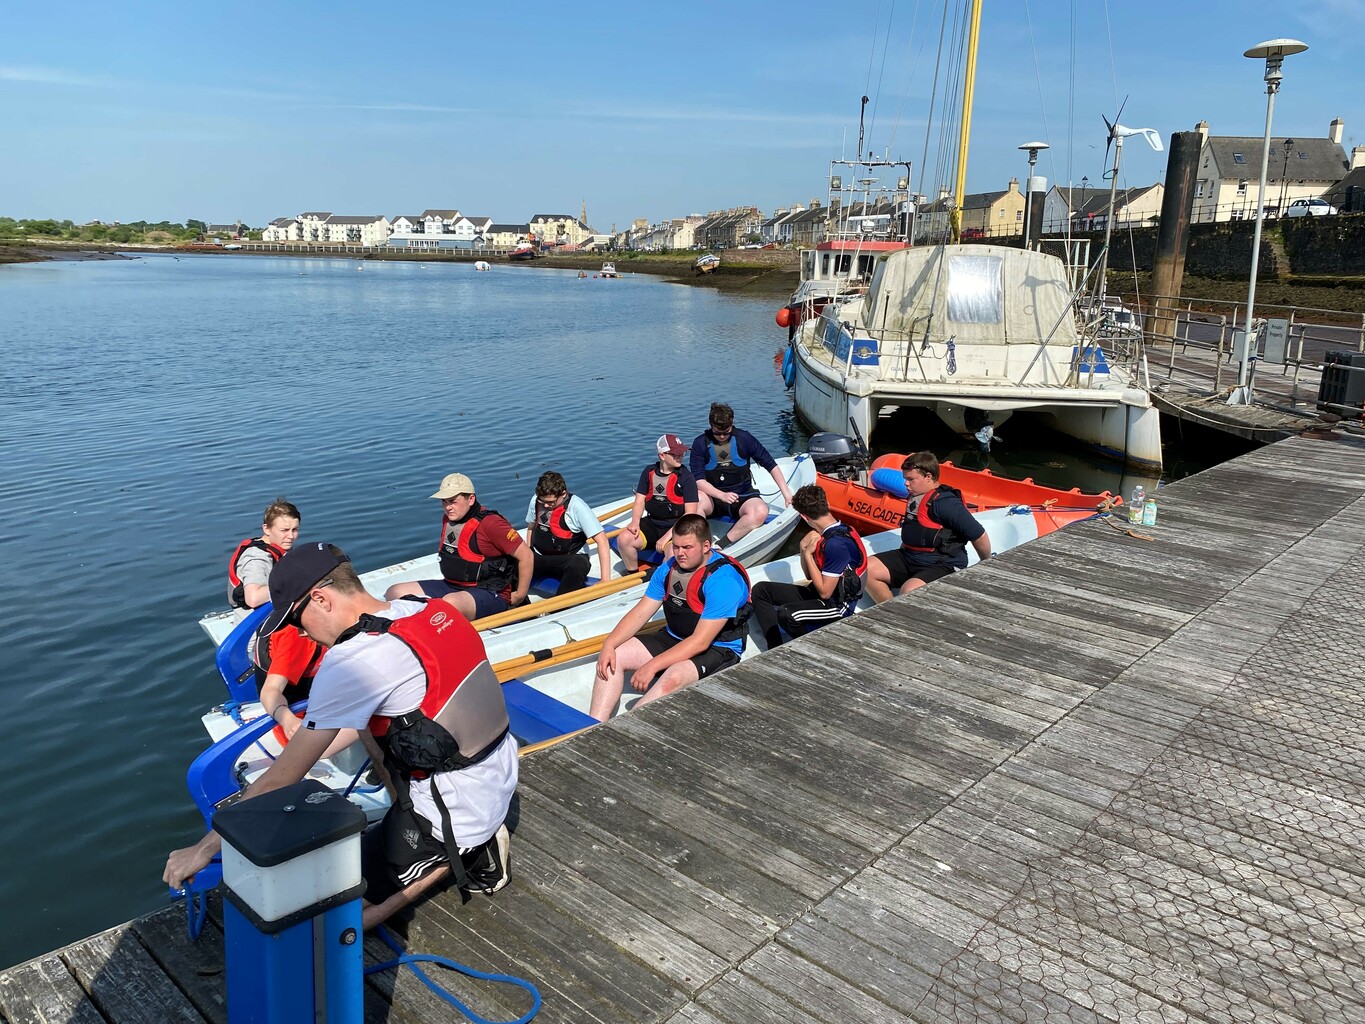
819, 452, 1118, 539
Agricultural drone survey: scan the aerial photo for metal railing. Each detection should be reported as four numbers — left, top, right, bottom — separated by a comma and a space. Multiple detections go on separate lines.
1114, 290, 1365, 408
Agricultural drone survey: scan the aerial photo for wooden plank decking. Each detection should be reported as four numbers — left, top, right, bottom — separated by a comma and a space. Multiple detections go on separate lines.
3, 432, 1363, 1023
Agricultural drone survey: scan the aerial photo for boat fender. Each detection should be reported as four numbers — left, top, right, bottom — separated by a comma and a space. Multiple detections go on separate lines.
781, 345, 795, 388
869, 467, 909, 498
775, 307, 792, 328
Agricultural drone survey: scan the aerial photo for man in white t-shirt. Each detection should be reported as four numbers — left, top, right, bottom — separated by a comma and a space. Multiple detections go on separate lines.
166, 542, 518, 929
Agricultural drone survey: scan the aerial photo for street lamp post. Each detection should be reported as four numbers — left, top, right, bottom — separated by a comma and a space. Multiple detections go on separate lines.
1018, 141, 1049, 250
1278, 138, 1295, 215
1229, 38, 1308, 406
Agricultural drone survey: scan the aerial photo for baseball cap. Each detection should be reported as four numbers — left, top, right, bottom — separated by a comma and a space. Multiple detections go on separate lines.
656, 434, 687, 458
256, 542, 352, 639
430, 473, 475, 499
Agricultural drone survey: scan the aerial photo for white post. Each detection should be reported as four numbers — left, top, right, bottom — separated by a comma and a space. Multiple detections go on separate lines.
1229, 38, 1307, 405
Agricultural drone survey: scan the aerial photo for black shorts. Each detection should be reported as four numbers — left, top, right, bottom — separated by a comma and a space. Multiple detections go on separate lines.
710, 492, 761, 521
877, 548, 957, 590
639, 516, 675, 550
637, 630, 740, 680
360, 794, 493, 905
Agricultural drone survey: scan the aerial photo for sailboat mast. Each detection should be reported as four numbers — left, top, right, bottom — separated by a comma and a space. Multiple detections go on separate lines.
949, 0, 984, 244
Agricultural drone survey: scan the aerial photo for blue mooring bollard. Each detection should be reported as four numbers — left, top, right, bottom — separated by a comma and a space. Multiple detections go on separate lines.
213, 779, 369, 1024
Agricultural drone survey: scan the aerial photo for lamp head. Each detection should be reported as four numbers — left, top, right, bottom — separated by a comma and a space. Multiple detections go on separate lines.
1244, 38, 1308, 87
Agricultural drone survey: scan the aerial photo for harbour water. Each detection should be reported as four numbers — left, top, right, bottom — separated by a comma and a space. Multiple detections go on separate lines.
0, 253, 1234, 968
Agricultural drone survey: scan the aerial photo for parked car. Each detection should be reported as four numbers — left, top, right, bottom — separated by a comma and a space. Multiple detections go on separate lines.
1284, 198, 1338, 218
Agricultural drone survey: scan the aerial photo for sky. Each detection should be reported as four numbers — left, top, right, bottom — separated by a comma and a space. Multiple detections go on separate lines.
2, 1, 1361, 231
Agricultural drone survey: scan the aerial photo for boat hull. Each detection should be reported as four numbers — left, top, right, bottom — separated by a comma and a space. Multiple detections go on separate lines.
198, 456, 815, 662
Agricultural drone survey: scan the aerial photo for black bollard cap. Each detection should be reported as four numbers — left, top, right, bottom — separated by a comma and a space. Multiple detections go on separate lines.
213, 779, 367, 867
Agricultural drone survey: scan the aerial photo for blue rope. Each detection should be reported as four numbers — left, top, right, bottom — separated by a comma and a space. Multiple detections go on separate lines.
365, 925, 541, 1024
945, 337, 957, 375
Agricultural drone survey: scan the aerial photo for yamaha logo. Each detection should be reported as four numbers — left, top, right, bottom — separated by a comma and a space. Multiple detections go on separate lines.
304, 791, 333, 805
430, 611, 448, 626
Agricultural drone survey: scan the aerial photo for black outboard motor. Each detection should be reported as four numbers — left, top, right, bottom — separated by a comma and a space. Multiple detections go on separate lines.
807, 432, 868, 481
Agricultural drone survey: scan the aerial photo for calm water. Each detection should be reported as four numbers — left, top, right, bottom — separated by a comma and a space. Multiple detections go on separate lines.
0, 253, 1232, 967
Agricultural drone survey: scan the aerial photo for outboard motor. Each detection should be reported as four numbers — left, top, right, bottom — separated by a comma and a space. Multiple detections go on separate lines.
807, 432, 868, 482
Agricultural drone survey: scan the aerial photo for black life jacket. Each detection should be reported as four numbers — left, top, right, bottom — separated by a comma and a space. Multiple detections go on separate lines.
530, 495, 587, 556
438, 503, 519, 593
335, 599, 511, 890
643, 466, 687, 522
899, 485, 968, 562
662, 552, 752, 647
227, 538, 284, 609
702, 431, 754, 494
815, 523, 869, 606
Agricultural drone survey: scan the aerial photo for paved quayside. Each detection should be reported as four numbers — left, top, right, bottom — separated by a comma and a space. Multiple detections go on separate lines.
2, 430, 1363, 1023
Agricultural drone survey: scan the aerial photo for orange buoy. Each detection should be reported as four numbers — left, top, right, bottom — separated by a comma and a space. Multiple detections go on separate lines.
775, 307, 792, 328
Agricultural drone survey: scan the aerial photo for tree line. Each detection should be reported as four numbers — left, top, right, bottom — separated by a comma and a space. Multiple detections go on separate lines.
0, 218, 262, 244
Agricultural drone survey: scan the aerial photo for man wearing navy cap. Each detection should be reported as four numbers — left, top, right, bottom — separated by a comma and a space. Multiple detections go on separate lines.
165, 542, 518, 929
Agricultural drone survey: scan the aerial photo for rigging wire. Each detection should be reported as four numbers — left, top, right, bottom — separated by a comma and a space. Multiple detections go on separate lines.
914, 0, 953, 227
885, 0, 927, 154
867, 0, 898, 154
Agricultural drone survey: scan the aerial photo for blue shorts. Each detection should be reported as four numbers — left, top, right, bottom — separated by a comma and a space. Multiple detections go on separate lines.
417, 580, 511, 617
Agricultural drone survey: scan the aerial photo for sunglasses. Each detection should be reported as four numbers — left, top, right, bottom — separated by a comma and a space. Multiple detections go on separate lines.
285, 578, 334, 628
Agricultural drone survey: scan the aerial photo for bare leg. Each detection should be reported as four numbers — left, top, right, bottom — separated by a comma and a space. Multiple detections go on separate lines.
361, 864, 450, 930
588, 637, 652, 721
439, 590, 479, 621
696, 493, 716, 518
619, 532, 641, 572
384, 581, 425, 600
899, 577, 930, 595
633, 660, 701, 707
865, 556, 894, 604
723, 497, 769, 544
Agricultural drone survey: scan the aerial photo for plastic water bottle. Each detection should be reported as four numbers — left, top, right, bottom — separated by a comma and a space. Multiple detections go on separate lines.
1142, 498, 1158, 527
1129, 484, 1145, 525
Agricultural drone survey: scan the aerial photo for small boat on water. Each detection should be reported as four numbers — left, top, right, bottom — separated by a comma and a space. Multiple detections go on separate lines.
806, 432, 1116, 538
198, 456, 815, 664
474, 260, 491, 272
694, 253, 720, 275
189, 492, 1081, 834
599, 262, 619, 278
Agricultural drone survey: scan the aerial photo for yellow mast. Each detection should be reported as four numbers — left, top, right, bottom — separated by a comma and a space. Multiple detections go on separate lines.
949, 0, 984, 244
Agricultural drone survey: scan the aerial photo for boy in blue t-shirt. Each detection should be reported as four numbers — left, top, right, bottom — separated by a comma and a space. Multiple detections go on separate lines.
588, 514, 750, 721
751, 485, 869, 649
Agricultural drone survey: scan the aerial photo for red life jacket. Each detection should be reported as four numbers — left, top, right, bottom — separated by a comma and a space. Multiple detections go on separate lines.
899, 484, 968, 561
227, 538, 284, 609
340, 602, 510, 777
643, 466, 687, 522
530, 495, 587, 556
662, 552, 753, 646
437, 504, 520, 594
815, 523, 868, 606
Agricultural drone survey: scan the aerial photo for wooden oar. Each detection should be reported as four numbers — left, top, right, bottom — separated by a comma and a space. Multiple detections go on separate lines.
472, 570, 645, 631
598, 499, 635, 520
492, 620, 666, 682
518, 726, 594, 757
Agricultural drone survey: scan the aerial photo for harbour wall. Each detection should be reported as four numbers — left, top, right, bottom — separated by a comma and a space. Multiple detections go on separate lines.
1040, 213, 1365, 280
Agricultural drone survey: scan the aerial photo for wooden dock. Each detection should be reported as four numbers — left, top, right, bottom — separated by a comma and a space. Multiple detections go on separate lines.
4, 431, 1364, 1023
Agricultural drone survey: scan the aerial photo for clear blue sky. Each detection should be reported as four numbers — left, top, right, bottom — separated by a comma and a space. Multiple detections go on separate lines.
2, 1, 1359, 229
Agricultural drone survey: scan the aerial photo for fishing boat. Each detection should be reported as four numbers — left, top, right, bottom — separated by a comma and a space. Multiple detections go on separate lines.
198, 456, 815, 661
776, 153, 913, 342
599, 262, 619, 278
694, 254, 720, 275
508, 243, 536, 261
